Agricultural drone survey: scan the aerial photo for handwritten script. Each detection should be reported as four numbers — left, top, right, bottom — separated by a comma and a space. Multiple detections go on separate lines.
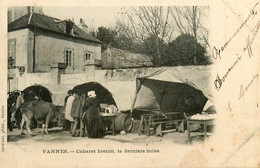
214, 55, 242, 90
214, 2, 260, 91
239, 74, 259, 100
212, 2, 258, 60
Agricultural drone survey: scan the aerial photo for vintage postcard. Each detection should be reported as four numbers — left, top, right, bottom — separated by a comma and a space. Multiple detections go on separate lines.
0, 0, 259, 167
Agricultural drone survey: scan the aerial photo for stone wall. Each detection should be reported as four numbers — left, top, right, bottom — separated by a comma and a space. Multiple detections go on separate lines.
13, 67, 158, 110
14, 67, 157, 90
10, 65, 211, 111
17, 72, 52, 90
100, 67, 158, 81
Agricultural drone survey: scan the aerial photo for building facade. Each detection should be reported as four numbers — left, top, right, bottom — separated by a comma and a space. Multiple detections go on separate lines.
8, 12, 102, 74
8, 12, 102, 91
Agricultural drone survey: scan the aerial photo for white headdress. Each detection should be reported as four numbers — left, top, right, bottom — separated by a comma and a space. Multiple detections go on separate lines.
88, 91, 96, 98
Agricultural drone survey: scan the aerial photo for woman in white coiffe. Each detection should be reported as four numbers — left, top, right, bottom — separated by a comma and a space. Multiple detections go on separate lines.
82, 91, 104, 138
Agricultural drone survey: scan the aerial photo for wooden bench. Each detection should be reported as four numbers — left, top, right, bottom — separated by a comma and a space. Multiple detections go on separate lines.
138, 112, 186, 137
138, 114, 161, 136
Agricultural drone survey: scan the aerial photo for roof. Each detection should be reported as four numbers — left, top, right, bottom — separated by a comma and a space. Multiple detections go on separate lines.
102, 47, 153, 68
8, 13, 101, 44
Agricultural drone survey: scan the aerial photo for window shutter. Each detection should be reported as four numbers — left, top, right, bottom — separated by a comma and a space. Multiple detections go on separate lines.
8, 38, 17, 66
64, 48, 66, 66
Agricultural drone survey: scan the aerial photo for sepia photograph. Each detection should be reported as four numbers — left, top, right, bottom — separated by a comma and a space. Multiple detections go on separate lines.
1, 0, 260, 167
6, 5, 214, 144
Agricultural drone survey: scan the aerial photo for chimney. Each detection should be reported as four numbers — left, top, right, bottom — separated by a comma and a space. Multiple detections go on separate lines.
78, 18, 89, 33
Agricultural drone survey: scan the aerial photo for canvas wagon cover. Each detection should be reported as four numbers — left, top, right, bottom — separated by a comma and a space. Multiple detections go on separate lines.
23, 85, 53, 103
132, 66, 212, 114
73, 82, 117, 107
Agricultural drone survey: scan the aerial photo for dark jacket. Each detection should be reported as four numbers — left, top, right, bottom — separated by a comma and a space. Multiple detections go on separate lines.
70, 94, 85, 118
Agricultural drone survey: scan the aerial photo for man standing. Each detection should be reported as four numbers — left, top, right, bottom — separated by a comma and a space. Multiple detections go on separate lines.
70, 90, 86, 137
64, 90, 74, 132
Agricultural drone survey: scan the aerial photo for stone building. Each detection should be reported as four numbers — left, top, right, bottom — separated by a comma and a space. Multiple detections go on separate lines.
8, 12, 102, 73
8, 12, 102, 91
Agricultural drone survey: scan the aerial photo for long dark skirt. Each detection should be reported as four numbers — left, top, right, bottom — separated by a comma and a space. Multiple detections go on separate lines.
87, 118, 104, 138
83, 113, 104, 138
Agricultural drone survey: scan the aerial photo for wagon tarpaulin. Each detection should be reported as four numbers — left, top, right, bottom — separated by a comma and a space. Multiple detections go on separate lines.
131, 66, 213, 115
73, 82, 117, 107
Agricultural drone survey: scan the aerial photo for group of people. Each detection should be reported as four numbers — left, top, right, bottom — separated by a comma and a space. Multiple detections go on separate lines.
8, 89, 105, 139
64, 90, 104, 138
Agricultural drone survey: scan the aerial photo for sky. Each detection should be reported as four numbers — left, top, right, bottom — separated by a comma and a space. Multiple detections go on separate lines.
41, 6, 210, 46
43, 7, 123, 30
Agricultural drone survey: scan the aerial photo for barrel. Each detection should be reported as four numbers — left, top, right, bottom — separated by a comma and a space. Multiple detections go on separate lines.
114, 113, 133, 132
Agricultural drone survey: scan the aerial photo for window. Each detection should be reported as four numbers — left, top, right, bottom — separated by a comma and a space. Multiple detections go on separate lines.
85, 52, 92, 60
65, 48, 73, 67
8, 39, 16, 65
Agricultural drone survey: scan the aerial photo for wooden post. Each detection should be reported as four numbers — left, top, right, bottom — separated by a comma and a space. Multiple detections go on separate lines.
146, 116, 152, 136
204, 122, 207, 141
112, 117, 115, 136
138, 115, 144, 135
187, 121, 191, 144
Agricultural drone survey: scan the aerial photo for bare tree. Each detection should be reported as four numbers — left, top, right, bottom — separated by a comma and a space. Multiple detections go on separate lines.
115, 7, 175, 65
170, 6, 210, 48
